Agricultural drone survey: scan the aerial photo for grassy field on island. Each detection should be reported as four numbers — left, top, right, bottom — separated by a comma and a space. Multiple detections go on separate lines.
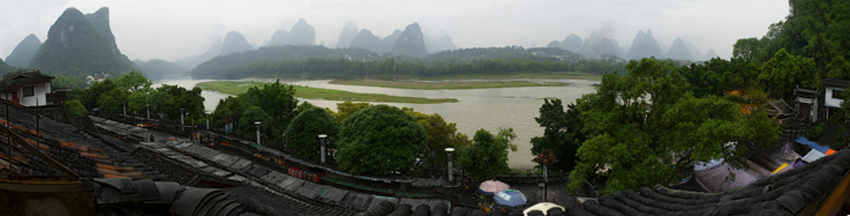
195, 81, 459, 104
329, 79, 569, 90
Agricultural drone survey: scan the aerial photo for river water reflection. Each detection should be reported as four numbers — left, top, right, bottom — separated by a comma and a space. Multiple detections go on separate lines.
153, 78, 599, 169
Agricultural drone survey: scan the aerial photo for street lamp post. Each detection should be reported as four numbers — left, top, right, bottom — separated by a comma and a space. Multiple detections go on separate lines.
539, 182, 546, 202
255, 121, 261, 145
180, 108, 185, 125
318, 134, 327, 163
445, 148, 455, 182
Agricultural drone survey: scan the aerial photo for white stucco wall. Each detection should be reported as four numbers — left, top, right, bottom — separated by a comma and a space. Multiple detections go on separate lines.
2, 83, 49, 107
825, 86, 845, 108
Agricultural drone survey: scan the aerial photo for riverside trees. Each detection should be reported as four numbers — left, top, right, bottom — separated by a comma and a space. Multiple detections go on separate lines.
335, 105, 427, 175
563, 58, 781, 194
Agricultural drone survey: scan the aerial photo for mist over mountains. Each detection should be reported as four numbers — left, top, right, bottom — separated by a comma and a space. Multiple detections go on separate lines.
220, 31, 255, 55
548, 29, 718, 61
5, 34, 41, 68
28, 7, 134, 76
4, 6, 730, 78
335, 21, 359, 49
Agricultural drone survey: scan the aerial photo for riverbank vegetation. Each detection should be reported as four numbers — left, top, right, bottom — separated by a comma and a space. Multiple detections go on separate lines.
196, 81, 458, 104
329, 79, 568, 90
189, 46, 625, 79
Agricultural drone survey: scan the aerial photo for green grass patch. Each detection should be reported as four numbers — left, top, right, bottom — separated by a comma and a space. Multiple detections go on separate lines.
195, 81, 458, 104
328, 79, 569, 90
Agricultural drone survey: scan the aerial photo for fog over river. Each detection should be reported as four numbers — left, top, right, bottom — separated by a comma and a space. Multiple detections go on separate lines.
153, 78, 599, 169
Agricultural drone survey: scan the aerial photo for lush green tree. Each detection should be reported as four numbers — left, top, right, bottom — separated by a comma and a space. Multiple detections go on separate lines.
151, 84, 205, 122
827, 55, 850, 80
568, 58, 782, 194
244, 80, 298, 140
97, 88, 128, 114
335, 105, 427, 176
679, 58, 761, 98
285, 107, 340, 160
455, 128, 517, 180
530, 98, 584, 172
732, 38, 765, 62
758, 48, 818, 100
114, 69, 152, 92
237, 106, 273, 143
70, 78, 117, 109
51, 74, 88, 89
211, 95, 249, 133
403, 108, 472, 170
64, 99, 88, 117
327, 101, 373, 124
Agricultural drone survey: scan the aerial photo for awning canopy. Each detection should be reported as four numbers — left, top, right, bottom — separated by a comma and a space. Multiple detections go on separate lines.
796, 136, 831, 154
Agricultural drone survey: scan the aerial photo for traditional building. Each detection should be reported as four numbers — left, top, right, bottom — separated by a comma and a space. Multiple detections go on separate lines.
794, 87, 819, 123
0, 69, 56, 107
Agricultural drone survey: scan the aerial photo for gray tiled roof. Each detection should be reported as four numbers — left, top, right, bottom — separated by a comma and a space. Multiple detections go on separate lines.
0, 69, 54, 89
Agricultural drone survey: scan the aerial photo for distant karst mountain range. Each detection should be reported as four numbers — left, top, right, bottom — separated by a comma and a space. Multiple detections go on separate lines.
6, 6, 723, 78
175, 20, 455, 70
548, 29, 718, 61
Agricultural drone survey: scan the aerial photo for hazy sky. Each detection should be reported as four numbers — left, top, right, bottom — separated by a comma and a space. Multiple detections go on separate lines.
1, 0, 790, 61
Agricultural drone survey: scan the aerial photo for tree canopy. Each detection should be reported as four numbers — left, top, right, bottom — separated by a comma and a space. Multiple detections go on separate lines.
403, 108, 472, 171
335, 104, 427, 176
568, 58, 781, 194
530, 98, 584, 172
285, 107, 339, 160
455, 128, 517, 180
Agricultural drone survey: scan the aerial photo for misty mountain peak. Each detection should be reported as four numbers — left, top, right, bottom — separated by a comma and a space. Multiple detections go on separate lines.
220, 31, 254, 55
349, 29, 382, 52
336, 21, 359, 48
5, 34, 42, 67
286, 18, 316, 45
392, 22, 427, 57
626, 29, 663, 60
29, 6, 133, 75
665, 37, 694, 61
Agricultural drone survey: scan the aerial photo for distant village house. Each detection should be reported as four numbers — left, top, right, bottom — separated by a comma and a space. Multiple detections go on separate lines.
0, 69, 68, 107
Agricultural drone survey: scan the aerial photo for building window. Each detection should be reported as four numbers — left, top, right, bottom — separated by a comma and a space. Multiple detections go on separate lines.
23, 86, 34, 97
834, 89, 845, 99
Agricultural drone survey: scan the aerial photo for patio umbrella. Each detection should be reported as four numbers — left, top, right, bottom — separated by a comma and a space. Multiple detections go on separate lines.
522, 202, 565, 215
494, 189, 527, 208
479, 180, 510, 195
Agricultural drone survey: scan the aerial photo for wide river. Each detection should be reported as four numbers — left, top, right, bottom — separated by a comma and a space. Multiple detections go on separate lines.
153, 78, 599, 169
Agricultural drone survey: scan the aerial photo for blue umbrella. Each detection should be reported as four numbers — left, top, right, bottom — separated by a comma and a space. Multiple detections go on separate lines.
494, 189, 527, 208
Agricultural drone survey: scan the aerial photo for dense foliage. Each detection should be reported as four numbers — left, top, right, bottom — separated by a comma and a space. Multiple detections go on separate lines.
732, 0, 850, 80
455, 128, 517, 180
285, 107, 339, 160
0, 58, 18, 74
530, 98, 584, 172
64, 99, 88, 117
566, 58, 782, 194
335, 105, 427, 176
51, 74, 88, 89
237, 106, 273, 143
402, 108, 472, 171
68, 71, 205, 124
